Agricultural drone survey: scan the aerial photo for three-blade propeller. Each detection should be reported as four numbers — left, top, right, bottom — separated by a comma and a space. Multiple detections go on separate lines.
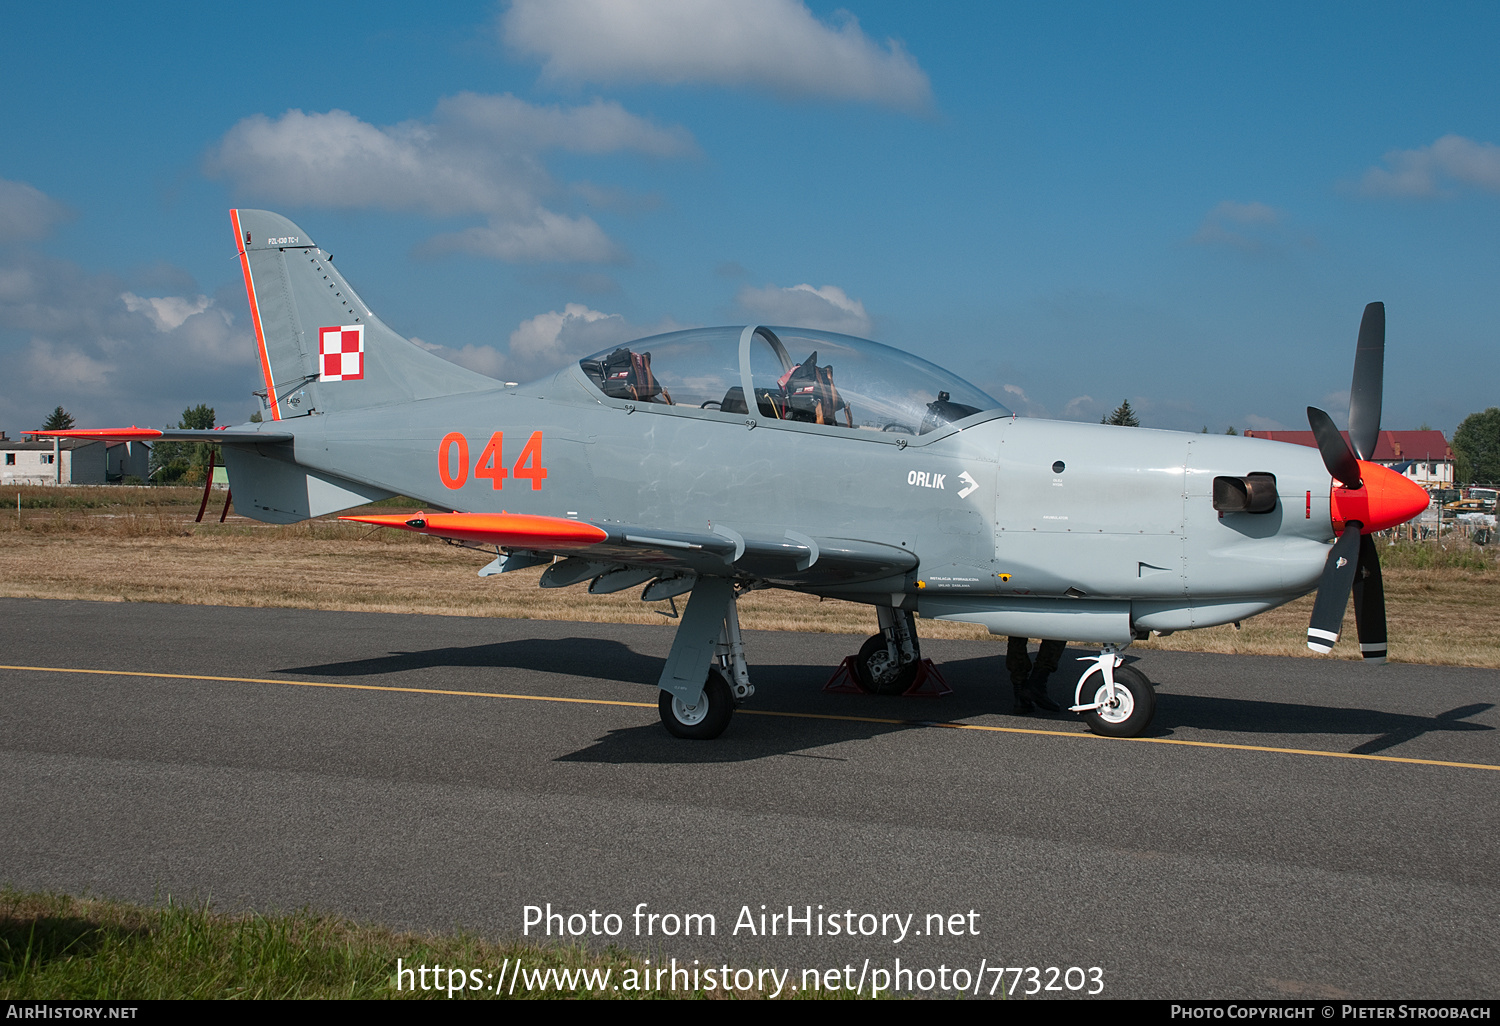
1304, 302, 1390, 663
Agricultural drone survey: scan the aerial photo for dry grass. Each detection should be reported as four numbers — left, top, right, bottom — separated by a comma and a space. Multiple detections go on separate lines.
2, 486, 1496, 664
1132, 566, 1500, 667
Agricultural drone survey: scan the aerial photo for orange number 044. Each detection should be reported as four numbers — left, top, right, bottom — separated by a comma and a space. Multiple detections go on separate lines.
438, 431, 547, 491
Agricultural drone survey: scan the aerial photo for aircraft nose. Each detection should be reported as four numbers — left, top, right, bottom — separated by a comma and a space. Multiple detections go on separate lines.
1330, 461, 1432, 534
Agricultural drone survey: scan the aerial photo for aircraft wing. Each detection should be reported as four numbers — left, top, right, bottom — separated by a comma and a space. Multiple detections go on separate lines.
28, 428, 295, 444
341, 512, 916, 587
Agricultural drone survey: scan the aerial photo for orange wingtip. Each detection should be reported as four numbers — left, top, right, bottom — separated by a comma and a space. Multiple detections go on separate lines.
28, 427, 164, 440
340, 511, 607, 548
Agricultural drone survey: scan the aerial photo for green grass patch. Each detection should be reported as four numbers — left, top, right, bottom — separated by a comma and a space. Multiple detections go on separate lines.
9, 486, 204, 511
0, 890, 834, 1000
0, 891, 655, 1000
1378, 539, 1495, 572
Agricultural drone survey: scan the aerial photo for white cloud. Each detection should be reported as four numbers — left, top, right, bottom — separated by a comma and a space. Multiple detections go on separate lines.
1358, 134, 1500, 197
120, 292, 215, 332
502, 0, 932, 112
1190, 200, 1288, 251
509, 303, 619, 375
0, 186, 260, 431
206, 94, 695, 263
0, 178, 72, 243
421, 211, 622, 264
1061, 395, 1100, 421
420, 303, 684, 384
22, 338, 113, 394
735, 282, 872, 335
0, 257, 258, 430
435, 92, 693, 157
1000, 383, 1048, 418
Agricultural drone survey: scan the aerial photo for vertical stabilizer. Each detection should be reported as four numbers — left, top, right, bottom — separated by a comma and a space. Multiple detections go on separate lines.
231, 209, 495, 419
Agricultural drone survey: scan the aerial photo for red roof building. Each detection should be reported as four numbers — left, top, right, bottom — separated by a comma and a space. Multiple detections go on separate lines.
1241, 429, 1454, 488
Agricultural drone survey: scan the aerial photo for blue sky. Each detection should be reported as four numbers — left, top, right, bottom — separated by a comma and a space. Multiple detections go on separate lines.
2, 1, 1496, 436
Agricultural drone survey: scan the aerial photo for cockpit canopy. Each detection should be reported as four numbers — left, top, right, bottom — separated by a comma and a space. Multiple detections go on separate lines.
578, 326, 1008, 435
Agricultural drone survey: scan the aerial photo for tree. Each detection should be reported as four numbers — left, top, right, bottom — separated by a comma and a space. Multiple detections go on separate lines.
150, 404, 216, 483
1102, 399, 1140, 427
41, 406, 75, 430
1453, 407, 1500, 485
1225, 426, 1238, 435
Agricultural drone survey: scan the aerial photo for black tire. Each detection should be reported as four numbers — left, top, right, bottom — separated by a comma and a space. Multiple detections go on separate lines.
856, 633, 919, 695
659, 668, 734, 739
1080, 664, 1155, 738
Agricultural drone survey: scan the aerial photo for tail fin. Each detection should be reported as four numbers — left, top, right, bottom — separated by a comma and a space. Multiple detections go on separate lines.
231, 209, 495, 420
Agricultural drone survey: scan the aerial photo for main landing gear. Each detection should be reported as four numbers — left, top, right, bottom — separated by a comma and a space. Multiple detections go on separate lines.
659, 668, 735, 740
1069, 644, 1156, 738
656, 578, 753, 739
829, 606, 948, 697
854, 607, 922, 694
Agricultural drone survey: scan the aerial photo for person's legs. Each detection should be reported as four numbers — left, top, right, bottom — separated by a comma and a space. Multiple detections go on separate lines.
1026, 640, 1066, 712
1006, 636, 1034, 714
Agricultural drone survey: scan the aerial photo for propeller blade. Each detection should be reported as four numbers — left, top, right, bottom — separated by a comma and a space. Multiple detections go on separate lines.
1307, 406, 1363, 489
1307, 524, 1363, 653
1351, 533, 1388, 664
1348, 301, 1385, 461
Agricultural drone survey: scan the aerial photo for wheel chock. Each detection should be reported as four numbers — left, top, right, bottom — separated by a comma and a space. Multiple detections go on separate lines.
901, 659, 952, 697
822, 657, 952, 697
823, 656, 866, 694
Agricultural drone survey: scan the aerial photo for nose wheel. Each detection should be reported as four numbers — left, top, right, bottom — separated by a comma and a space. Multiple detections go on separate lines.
1070, 647, 1156, 737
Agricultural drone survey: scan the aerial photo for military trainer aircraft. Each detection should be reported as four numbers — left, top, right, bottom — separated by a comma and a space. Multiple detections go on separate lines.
38, 210, 1431, 740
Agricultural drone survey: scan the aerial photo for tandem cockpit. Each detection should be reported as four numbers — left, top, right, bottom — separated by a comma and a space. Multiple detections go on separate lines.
578, 326, 1009, 438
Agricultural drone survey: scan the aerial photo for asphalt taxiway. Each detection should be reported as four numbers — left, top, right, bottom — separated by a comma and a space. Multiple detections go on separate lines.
1, 597, 1496, 998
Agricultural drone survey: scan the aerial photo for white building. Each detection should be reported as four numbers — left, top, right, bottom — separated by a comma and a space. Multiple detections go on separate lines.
0, 433, 150, 485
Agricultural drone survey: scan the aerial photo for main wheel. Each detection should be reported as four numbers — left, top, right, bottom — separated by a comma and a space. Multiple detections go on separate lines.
855, 633, 919, 695
1080, 664, 1155, 738
659, 668, 734, 739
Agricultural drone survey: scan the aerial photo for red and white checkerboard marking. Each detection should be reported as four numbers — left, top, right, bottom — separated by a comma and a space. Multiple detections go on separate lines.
319, 324, 364, 381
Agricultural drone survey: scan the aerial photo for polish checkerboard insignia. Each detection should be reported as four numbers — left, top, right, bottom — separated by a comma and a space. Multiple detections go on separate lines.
319, 324, 364, 381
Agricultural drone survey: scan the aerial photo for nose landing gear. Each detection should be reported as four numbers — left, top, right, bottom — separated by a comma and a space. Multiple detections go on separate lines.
1068, 644, 1156, 737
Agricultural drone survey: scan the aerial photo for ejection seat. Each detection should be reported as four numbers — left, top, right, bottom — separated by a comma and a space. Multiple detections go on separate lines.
779, 352, 852, 427
581, 347, 673, 404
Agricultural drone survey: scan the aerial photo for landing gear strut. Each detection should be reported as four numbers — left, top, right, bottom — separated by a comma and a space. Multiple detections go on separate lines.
1068, 644, 1156, 737
854, 607, 921, 694
656, 578, 753, 739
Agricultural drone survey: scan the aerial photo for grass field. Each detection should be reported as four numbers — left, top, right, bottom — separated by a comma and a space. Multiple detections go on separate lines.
2, 485, 1496, 666
0, 890, 808, 999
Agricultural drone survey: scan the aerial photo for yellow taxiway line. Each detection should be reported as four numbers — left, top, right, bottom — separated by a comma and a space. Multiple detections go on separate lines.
3, 663, 1497, 774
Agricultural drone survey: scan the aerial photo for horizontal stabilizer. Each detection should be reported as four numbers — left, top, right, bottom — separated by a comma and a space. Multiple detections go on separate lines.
29, 427, 293, 444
